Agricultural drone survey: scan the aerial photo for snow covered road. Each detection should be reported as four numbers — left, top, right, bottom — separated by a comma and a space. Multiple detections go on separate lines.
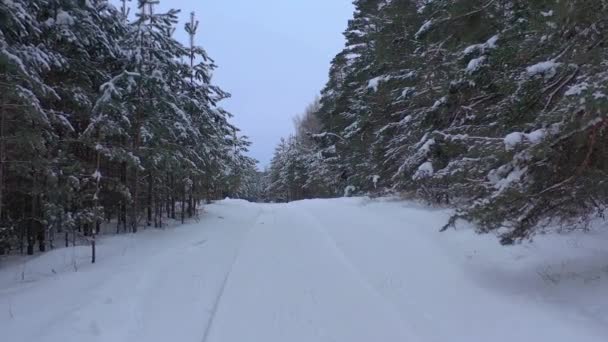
2, 198, 608, 342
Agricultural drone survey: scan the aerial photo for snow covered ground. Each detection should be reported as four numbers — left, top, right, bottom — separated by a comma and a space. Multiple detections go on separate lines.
2, 198, 608, 342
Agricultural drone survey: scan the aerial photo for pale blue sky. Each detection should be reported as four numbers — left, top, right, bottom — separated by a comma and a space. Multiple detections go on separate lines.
118, 0, 354, 167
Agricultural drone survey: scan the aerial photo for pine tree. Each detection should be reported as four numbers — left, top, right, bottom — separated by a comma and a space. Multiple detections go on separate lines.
271, 0, 608, 243
0, 0, 255, 256
0, 0, 56, 253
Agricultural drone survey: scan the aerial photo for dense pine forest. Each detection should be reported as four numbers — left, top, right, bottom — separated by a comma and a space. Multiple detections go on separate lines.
0, 0, 257, 255
3, 2, 608, 340
2, 0, 608, 256
268, 0, 608, 243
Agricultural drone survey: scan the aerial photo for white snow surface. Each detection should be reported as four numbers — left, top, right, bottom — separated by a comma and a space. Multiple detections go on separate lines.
2, 198, 608, 342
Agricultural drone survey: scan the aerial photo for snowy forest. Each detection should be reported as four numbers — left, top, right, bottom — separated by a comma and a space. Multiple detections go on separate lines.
2, 0, 608, 256
267, 0, 608, 244
0, 0, 257, 255
3, 1, 608, 340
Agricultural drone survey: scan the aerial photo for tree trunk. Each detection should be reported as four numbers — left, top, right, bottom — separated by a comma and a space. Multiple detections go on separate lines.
121, 161, 127, 233
49, 218, 56, 250
122, 202, 127, 233
116, 203, 121, 234
27, 230, 34, 255
165, 197, 170, 218
27, 220, 34, 256
147, 172, 152, 226
19, 198, 25, 254
0, 100, 5, 224
157, 189, 163, 228
72, 225, 76, 247
131, 166, 139, 233
154, 193, 159, 228
165, 172, 170, 218
205, 179, 211, 204
181, 189, 185, 224
91, 236, 96, 264
38, 229, 45, 252
27, 179, 37, 255
170, 174, 176, 219
37, 194, 45, 252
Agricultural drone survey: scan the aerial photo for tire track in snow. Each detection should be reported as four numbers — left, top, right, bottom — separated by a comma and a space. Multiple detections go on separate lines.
293, 205, 419, 333
200, 203, 419, 342
200, 208, 267, 342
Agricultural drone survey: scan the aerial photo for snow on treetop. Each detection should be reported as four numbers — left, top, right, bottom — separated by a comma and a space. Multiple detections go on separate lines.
526, 60, 561, 78
431, 96, 447, 110
485, 35, 499, 49
489, 165, 527, 192
378, 0, 393, 10
367, 75, 391, 92
399, 87, 415, 100
344, 53, 361, 66
564, 82, 589, 96
416, 0, 435, 14
415, 20, 433, 39
466, 56, 486, 74
412, 161, 434, 180
541, 10, 554, 17
593, 91, 607, 99
504, 129, 546, 150
56, 10, 75, 26
417, 137, 435, 155
463, 35, 499, 55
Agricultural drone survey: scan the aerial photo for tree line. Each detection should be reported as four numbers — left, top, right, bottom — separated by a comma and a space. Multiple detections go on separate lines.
267, 0, 608, 243
0, 0, 256, 256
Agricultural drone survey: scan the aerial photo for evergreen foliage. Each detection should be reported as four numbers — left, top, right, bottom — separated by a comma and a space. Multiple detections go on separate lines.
0, 0, 255, 255
269, 0, 608, 243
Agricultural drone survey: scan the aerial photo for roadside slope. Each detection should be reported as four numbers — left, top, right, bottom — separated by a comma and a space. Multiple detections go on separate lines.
298, 198, 608, 342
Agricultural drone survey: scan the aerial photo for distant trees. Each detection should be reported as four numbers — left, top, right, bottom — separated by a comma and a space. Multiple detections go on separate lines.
293, 98, 322, 148
0, 0, 255, 256
265, 99, 335, 203
269, 0, 608, 243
